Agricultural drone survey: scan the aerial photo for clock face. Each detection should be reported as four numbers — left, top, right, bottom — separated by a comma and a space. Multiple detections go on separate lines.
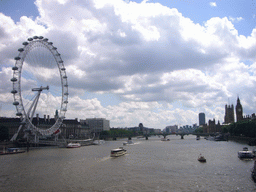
238, 109, 241, 112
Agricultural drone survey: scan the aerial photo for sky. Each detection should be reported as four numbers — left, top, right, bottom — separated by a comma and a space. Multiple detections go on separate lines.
0, 0, 256, 130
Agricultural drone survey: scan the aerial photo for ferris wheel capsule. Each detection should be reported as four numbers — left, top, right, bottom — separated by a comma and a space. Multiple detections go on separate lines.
11, 90, 17, 94
18, 48, 24, 52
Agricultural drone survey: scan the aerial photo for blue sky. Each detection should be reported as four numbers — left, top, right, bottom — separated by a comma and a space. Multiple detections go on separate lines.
1, 0, 254, 36
0, 0, 256, 129
0, 0, 39, 21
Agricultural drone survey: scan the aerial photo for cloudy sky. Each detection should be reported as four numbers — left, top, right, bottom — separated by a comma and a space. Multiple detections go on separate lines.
0, 0, 256, 129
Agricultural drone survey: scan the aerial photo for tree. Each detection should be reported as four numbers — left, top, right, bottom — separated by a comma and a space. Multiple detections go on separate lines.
224, 120, 256, 137
222, 125, 229, 133
194, 127, 203, 134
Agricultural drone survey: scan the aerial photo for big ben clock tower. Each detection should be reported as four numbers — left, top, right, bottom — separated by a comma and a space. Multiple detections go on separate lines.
236, 97, 243, 122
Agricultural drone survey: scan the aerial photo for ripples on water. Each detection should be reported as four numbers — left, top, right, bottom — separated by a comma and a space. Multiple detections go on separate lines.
1, 135, 256, 191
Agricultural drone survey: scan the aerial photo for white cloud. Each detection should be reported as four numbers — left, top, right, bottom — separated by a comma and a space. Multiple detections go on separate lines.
1, 0, 256, 128
229, 16, 244, 23
209, 2, 217, 7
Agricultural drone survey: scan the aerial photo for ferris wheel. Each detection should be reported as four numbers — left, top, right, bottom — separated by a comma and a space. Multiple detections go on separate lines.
10, 36, 68, 141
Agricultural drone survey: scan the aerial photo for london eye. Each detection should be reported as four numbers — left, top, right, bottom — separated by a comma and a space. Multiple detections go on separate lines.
10, 36, 68, 141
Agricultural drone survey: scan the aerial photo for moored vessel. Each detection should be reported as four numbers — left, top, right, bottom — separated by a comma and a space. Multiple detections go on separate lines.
93, 140, 105, 145
66, 143, 81, 148
0, 148, 26, 155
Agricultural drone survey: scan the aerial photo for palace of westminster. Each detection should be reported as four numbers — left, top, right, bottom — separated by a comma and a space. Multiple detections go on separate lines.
202, 97, 256, 133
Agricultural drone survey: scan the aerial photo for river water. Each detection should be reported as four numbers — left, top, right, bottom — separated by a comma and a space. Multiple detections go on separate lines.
0, 135, 256, 192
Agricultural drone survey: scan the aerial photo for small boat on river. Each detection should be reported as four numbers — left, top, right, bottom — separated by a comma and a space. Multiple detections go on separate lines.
198, 154, 206, 162
0, 148, 26, 155
238, 147, 254, 159
123, 140, 133, 145
67, 143, 81, 148
110, 147, 127, 157
161, 138, 170, 141
93, 140, 105, 145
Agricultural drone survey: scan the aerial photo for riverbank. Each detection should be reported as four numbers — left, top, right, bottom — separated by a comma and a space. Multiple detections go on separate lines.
0, 141, 16, 151
228, 136, 256, 145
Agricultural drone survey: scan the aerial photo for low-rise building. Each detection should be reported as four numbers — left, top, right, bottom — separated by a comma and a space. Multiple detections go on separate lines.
84, 118, 110, 134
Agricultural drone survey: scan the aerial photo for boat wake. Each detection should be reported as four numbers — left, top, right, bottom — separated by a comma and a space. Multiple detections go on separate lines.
99, 156, 111, 162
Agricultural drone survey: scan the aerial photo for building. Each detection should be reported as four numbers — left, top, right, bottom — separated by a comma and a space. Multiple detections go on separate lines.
224, 104, 234, 124
164, 125, 178, 134
203, 119, 222, 133
0, 114, 92, 140
199, 113, 205, 126
235, 97, 243, 122
84, 118, 110, 134
61, 118, 90, 139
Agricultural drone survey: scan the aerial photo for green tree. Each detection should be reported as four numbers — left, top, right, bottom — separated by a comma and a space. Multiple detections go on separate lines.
222, 125, 229, 133
194, 127, 203, 134
224, 120, 256, 137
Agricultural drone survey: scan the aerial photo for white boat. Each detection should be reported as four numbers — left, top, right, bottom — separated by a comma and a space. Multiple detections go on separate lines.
93, 140, 105, 145
123, 140, 133, 145
238, 147, 254, 159
161, 138, 170, 141
110, 147, 127, 157
67, 143, 81, 148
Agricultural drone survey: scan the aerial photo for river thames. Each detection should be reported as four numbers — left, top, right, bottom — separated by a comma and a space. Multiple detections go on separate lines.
1, 135, 256, 191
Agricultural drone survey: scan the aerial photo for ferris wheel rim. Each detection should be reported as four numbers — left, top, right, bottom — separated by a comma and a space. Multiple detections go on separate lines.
11, 36, 68, 136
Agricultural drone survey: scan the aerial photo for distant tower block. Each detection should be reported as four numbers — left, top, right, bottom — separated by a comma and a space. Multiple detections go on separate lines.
199, 113, 205, 126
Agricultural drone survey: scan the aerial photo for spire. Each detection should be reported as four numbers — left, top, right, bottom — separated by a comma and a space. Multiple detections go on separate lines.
55, 110, 59, 119
237, 96, 240, 104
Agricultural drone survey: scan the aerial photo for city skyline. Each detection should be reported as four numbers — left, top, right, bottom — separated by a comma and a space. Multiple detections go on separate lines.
0, 0, 256, 129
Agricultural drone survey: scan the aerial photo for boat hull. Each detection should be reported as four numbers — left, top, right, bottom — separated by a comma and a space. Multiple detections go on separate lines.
0, 150, 25, 155
0, 148, 26, 155
238, 151, 254, 159
198, 155, 206, 162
